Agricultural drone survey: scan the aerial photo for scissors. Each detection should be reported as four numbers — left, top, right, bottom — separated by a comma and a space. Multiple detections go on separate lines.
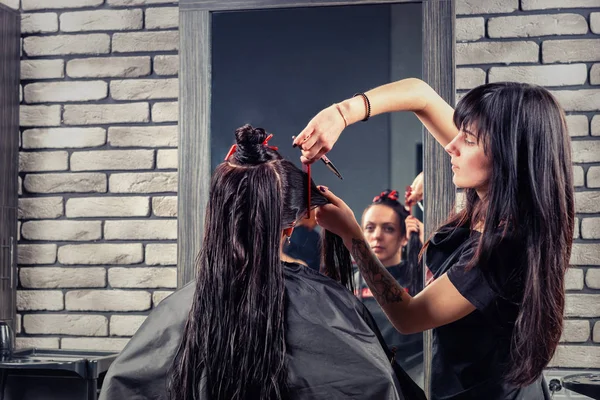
292, 136, 343, 180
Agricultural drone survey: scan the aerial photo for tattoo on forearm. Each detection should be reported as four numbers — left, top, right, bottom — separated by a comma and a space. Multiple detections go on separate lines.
351, 238, 404, 304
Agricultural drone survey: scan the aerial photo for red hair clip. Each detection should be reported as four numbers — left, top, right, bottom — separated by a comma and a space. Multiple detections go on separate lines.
224, 144, 237, 161
373, 190, 399, 203
263, 134, 278, 151
224, 133, 278, 161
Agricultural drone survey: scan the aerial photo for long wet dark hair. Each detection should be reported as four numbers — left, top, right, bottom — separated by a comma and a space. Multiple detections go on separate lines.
168, 125, 353, 400
425, 82, 574, 386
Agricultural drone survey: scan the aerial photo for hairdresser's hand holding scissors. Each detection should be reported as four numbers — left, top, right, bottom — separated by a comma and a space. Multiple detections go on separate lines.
293, 103, 350, 164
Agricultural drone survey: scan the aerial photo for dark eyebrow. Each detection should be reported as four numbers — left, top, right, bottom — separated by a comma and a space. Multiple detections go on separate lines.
463, 128, 475, 136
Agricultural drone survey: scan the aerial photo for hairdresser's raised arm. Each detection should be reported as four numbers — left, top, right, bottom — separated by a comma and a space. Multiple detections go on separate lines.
315, 186, 475, 335
294, 78, 459, 164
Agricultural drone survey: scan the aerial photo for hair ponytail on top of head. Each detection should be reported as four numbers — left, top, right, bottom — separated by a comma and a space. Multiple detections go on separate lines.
168, 124, 353, 400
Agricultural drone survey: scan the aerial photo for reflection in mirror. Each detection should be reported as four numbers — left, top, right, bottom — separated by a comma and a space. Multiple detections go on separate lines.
211, 3, 424, 388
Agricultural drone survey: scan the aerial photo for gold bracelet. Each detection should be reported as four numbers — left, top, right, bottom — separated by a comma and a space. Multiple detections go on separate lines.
334, 103, 348, 128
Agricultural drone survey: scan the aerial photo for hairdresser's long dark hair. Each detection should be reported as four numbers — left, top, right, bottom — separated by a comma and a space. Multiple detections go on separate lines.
168, 125, 353, 400
425, 83, 574, 386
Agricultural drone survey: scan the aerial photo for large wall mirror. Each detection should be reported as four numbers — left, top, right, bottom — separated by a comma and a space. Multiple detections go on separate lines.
179, 0, 455, 396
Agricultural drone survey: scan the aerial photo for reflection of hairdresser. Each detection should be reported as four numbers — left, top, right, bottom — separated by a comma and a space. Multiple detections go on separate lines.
283, 209, 321, 271
356, 189, 423, 382
99, 125, 424, 400
295, 80, 572, 399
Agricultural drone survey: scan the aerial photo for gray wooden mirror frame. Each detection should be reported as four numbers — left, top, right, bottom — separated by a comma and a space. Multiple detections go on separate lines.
178, 0, 455, 395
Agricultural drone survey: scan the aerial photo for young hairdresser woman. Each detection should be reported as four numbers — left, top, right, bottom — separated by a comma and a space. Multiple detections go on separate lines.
294, 79, 574, 399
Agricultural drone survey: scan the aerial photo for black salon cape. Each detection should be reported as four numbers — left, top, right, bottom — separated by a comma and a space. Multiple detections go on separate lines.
99, 262, 425, 400
354, 263, 423, 372
426, 227, 552, 400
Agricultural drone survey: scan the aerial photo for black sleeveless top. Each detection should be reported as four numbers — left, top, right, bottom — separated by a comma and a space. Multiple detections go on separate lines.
426, 227, 550, 400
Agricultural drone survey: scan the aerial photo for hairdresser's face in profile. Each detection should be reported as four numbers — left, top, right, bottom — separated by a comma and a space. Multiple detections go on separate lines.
362, 205, 405, 267
445, 127, 492, 195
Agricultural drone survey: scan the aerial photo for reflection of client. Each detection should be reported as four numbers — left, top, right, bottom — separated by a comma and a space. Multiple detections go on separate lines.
99, 125, 423, 400
357, 190, 423, 382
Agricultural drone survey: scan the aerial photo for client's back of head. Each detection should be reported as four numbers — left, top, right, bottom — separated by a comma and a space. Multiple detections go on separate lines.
168, 124, 351, 400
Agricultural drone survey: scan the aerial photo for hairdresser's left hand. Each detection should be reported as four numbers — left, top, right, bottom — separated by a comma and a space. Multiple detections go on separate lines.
294, 105, 346, 164
313, 186, 363, 244
405, 215, 424, 244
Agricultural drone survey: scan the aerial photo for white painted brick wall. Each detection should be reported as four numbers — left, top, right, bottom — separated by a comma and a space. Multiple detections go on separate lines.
109, 172, 177, 193
24, 81, 107, 103
153, 55, 178, 76
560, 320, 590, 343
24, 34, 111, 56
566, 115, 589, 137
17, 290, 63, 311
20, 59, 64, 80
152, 196, 177, 217
63, 103, 150, 125
488, 14, 588, 38
145, 243, 176, 265
151, 101, 178, 122
65, 290, 151, 311
23, 314, 107, 336
22, 0, 104, 10
565, 268, 584, 291
20, 267, 106, 288
112, 31, 178, 52
18, 197, 63, 219
522, 0, 600, 10
61, 337, 129, 352
24, 172, 107, 193
60, 9, 143, 32
17, 244, 57, 265
67, 56, 151, 78
104, 220, 177, 240
21, 13, 58, 34
19, 151, 68, 172
152, 290, 174, 306
20, 105, 61, 127
456, 41, 539, 65
157, 149, 177, 169
110, 315, 147, 336
145, 7, 178, 29
457, 0, 518, 15
107, 267, 177, 288
66, 196, 150, 217
542, 39, 600, 63
22, 128, 106, 149
589, 166, 600, 187
456, 17, 485, 42
488, 64, 587, 87
110, 78, 178, 100
13, 0, 599, 373
58, 243, 143, 265
70, 150, 154, 171
22, 221, 102, 241
107, 126, 178, 147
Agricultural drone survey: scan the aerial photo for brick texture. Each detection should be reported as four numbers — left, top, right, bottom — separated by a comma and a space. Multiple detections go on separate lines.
12, 0, 600, 376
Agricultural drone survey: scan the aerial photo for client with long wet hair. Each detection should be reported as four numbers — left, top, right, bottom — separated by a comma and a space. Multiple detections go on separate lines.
99, 125, 424, 400
168, 125, 353, 399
